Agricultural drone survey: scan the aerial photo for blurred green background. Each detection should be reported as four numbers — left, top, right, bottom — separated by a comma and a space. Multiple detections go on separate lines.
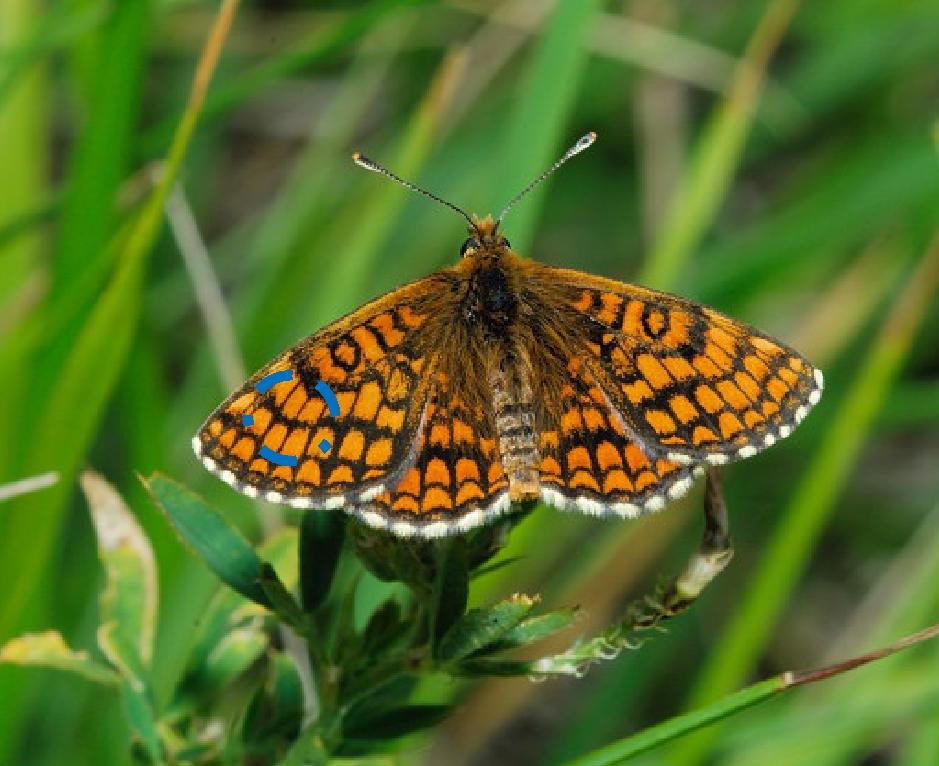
2, 0, 939, 763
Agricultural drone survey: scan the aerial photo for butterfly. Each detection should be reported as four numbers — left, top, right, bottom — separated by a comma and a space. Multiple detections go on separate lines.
193, 133, 823, 538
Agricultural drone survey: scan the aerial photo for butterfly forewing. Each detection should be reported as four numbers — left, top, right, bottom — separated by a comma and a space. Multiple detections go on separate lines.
545, 269, 823, 466
194, 277, 451, 507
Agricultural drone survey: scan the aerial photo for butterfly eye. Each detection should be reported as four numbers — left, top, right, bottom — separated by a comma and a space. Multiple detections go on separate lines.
460, 237, 479, 257
501, 237, 511, 249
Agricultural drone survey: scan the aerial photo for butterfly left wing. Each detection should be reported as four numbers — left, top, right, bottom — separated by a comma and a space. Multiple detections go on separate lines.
542, 268, 823, 466
193, 277, 451, 508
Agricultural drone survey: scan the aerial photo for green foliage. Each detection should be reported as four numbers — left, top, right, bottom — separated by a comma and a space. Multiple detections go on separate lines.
3, 0, 939, 764
4, 472, 676, 763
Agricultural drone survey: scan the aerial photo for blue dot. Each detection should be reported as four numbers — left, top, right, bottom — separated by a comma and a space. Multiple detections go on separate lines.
318, 439, 332, 454
242, 414, 254, 426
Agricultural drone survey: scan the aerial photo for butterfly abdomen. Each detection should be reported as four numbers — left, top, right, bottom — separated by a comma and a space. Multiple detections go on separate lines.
487, 351, 540, 503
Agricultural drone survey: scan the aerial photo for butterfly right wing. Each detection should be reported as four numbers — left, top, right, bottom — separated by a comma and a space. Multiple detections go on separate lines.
541, 268, 823, 466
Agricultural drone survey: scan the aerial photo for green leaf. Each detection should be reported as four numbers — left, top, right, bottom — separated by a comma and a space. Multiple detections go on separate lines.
257, 563, 306, 631
0, 630, 119, 686
80, 470, 157, 670
559, 678, 782, 766
454, 658, 535, 678
359, 599, 405, 658
437, 594, 539, 663
199, 628, 269, 694
241, 652, 304, 746
186, 528, 297, 684
144, 473, 269, 607
119, 678, 165, 766
485, 608, 579, 654
342, 703, 452, 742
299, 510, 344, 612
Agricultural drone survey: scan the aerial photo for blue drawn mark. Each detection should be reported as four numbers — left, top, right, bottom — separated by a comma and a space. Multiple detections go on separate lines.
251, 375, 341, 461
259, 445, 298, 467
256, 369, 294, 394
315, 380, 340, 417
314, 381, 340, 454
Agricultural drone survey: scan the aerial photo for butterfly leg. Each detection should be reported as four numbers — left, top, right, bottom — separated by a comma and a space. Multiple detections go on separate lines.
659, 467, 734, 617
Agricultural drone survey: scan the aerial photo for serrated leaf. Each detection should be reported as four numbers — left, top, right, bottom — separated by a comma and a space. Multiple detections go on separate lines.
81, 470, 157, 671
144, 473, 269, 607
437, 594, 539, 663
342, 703, 452, 742
299, 509, 343, 611
0, 630, 119, 686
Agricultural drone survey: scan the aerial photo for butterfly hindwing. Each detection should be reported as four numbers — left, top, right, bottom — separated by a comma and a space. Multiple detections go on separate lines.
548, 269, 823, 466
537, 354, 700, 517
350, 371, 513, 536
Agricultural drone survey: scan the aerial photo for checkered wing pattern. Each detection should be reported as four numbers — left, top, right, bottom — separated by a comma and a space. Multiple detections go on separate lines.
193, 278, 447, 508
538, 355, 700, 517
352, 371, 513, 537
553, 270, 824, 466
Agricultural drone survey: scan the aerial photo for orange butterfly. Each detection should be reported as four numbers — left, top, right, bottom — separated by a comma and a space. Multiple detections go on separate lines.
194, 133, 822, 538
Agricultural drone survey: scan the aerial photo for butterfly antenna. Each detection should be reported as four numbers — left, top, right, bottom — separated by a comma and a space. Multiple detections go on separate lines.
352, 151, 476, 230
496, 131, 597, 224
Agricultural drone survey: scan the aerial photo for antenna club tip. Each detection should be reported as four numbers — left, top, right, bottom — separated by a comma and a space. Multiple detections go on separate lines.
587, 130, 598, 141
351, 151, 363, 162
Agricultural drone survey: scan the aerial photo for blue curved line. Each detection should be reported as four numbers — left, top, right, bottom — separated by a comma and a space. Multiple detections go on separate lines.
259, 445, 298, 467
315, 380, 341, 417
256, 369, 294, 393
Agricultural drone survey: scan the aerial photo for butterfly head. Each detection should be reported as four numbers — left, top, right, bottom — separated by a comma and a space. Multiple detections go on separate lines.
461, 214, 511, 259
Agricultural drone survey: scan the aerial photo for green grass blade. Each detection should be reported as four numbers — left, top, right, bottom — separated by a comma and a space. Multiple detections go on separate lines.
638, 0, 801, 289
0, 0, 241, 712
495, 0, 604, 253
669, 229, 939, 765
564, 678, 782, 766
